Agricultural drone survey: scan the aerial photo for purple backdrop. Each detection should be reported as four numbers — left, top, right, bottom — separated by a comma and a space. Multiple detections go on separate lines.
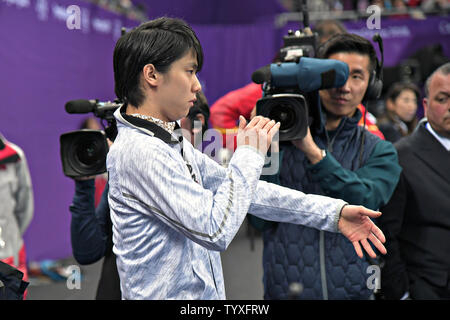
0, 0, 138, 261
0, 0, 448, 261
140, 0, 285, 24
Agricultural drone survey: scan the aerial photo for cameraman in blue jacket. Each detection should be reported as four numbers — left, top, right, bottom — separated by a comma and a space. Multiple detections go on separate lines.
257, 33, 402, 300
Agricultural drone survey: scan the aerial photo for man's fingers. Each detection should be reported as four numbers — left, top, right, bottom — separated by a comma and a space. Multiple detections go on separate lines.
238, 115, 247, 130
246, 115, 263, 128
371, 223, 386, 243
263, 119, 276, 131
268, 122, 281, 138
361, 239, 377, 258
238, 115, 279, 154
369, 233, 387, 255
352, 241, 363, 259
255, 116, 271, 130
354, 233, 387, 259
244, 116, 278, 132
359, 206, 382, 219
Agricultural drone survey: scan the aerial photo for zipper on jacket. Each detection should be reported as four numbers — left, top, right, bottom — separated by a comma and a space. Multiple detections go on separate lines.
319, 230, 328, 300
324, 117, 347, 153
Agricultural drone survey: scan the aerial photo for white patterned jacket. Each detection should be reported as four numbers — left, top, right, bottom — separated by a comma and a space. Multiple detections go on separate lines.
107, 106, 346, 299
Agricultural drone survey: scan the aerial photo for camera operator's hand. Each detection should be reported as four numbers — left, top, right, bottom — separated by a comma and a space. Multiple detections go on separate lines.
291, 127, 325, 165
237, 115, 280, 155
338, 205, 387, 259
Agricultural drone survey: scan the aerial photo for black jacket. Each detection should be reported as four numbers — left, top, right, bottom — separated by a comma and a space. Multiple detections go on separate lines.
0, 261, 28, 300
70, 180, 121, 300
378, 121, 450, 299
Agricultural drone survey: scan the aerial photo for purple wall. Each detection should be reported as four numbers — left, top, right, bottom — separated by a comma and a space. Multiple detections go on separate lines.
0, 0, 448, 262
1, 0, 138, 261
140, 0, 285, 24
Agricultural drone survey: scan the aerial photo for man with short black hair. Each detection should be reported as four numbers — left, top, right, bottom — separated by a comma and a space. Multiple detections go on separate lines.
257, 33, 402, 300
108, 18, 387, 300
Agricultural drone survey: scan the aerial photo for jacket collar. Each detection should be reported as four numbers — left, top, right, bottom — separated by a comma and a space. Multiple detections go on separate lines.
115, 104, 181, 145
0, 137, 19, 165
413, 120, 450, 153
315, 100, 363, 137
408, 121, 450, 185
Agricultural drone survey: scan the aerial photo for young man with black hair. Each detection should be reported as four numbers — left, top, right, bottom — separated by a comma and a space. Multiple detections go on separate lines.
68, 91, 212, 300
257, 33, 402, 300
107, 18, 387, 300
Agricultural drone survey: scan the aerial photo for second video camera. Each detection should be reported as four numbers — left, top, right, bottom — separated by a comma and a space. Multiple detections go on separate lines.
60, 99, 120, 178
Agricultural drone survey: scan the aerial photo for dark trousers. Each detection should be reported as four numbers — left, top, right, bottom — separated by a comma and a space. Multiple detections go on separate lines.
95, 252, 121, 300
409, 271, 450, 300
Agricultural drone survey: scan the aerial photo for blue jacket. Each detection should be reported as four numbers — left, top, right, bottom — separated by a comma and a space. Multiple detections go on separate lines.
70, 179, 122, 300
70, 179, 109, 264
256, 107, 401, 300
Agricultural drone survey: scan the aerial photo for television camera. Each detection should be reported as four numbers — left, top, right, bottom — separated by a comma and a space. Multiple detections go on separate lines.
252, 0, 349, 141
60, 99, 120, 178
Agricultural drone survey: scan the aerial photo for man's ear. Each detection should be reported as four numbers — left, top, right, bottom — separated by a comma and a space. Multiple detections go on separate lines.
142, 64, 159, 87
423, 97, 428, 117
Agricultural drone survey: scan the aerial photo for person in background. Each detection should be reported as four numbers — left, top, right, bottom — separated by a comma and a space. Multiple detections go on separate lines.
180, 91, 210, 150
421, 0, 449, 11
378, 62, 450, 300
69, 137, 120, 300
254, 33, 401, 300
377, 82, 420, 143
0, 134, 33, 299
79, 117, 107, 207
209, 20, 384, 157
313, 19, 347, 45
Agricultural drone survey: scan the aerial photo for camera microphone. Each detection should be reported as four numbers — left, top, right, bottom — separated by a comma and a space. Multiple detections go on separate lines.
251, 65, 271, 84
65, 99, 96, 114
65, 99, 121, 115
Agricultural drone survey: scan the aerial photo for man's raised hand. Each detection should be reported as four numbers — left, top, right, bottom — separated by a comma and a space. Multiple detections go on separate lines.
237, 115, 280, 155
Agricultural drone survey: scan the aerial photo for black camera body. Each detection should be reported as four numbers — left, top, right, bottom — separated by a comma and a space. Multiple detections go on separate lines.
256, 92, 309, 141
255, 29, 318, 141
253, 22, 352, 142
60, 129, 109, 178
60, 99, 120, 178
253, 0, 354, 141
